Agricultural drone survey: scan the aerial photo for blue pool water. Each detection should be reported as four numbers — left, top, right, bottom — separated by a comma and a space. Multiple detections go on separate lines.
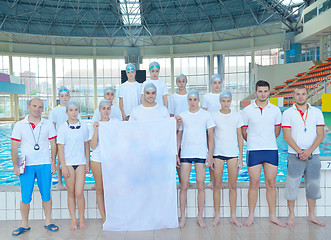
0, 122, 330, 186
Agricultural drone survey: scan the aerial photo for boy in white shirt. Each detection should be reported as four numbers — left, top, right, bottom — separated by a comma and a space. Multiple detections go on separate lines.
130, 83, 169, 121
168, 74, 189, 117
211, 90, 244, 227
202, 74, 222, 112
119, 63, 142, 121
48, 86, 70, 190
177, 90, 215, 229
141, 61, 168, 107
92, 86, 123, 122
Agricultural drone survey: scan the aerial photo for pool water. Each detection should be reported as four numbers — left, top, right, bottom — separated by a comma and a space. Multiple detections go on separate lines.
0, 122, 330, 186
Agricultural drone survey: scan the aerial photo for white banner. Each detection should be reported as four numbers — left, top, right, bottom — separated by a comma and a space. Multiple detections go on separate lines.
99, 118, 178, 231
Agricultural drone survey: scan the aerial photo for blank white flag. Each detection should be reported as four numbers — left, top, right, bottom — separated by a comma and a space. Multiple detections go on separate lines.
99, 118, 178, 231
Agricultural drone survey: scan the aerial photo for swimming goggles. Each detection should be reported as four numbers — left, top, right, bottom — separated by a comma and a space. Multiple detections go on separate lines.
126, 67, 135, 71
67, 121, 81, 129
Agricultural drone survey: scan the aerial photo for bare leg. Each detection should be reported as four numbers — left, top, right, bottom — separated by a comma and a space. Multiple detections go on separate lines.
42, 199, 57, 229
263, 163, 286, 227
227, 158, 242, 227
75, 165, 87, 230
179, 163, 192, 228
57, 159, 66, 190
207, 167, 214, 189
307, 198, 325, 227
286, 200, 295, 226
243, 164, 262, 227
195, 163, 207, 229
91, 161, 106, 222
12, 202, 30, 235
64, 167, 78, 231
211, 158, 224, 227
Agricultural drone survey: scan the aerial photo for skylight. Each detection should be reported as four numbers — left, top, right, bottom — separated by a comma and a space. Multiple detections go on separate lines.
119, 0, 142, 26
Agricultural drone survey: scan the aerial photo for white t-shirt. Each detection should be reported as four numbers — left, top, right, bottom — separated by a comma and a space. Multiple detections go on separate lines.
48, 105, 67, 132
141, 79, 168, 106
91, 105, 123, 122
242, 100, 281, 151
48, 105, 81, 132
179, 109, 216, 159
168, 93, 189, 116
212, 110, 244, 157
11, 115, 56, 166
202, 93, 221, 112
118, 81, 142, 116
129, 104, 170, 121
282, 104, 325, 155
88, 120, 115, 163
57, 121, 89, 166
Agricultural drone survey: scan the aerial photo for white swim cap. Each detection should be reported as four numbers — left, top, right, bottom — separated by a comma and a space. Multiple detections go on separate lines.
58, 86, 69, 96
219, 89, 232, 100
176, 74, 187, 82
187, 90, 199, 100
104, 86, 115, 96
144, 83, 157, 93
66, 100, 79, 111
149, 61, 160, 71
210, 74, 223, 84
126, 63, 136, 72
99, 99, 111, 109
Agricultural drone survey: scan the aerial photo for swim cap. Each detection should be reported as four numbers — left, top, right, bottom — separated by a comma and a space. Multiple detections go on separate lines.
99, 99, 111, 109
210, 74, 223, 84
219, 89, 232, 100
126, 63, 136, 72
144, 83, 157, 93
176, 74, 187, 82
58, 86, 69, 96
66, 100, 79, 111
104, 86, 115, 96
149, 62, 160, 71
187, 90, 199, 100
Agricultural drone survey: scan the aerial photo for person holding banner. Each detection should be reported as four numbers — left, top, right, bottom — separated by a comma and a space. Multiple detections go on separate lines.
11, 98, 58, 236
57, 101, 90, 231
89, 99, 115, 223
118, 63, 142, 121
92, 86, 123, 122
130, 83, 169, 121
177, 90, 215, 229
211, 90, 244, 227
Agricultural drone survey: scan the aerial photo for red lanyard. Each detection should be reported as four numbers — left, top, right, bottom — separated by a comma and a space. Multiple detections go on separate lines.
295, 104, 308, 132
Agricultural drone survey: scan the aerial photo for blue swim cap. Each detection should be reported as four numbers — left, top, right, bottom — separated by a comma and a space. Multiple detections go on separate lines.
58, 86, 69, 96
176, 74, 187, 82
149, 62, 160, 71
104, 86, 115, 96
187, 90, 199, 100
66, 100, 79, 111
210, 74, 223, 84
219, 90, 232, 100
99, 99, 111, 109
144, 83, 157, 93
126, 63, 136, 72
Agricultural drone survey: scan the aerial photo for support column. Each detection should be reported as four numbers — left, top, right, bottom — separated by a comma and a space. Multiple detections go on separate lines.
170, 57, 174, 94
52, 58, 56, 108
250, 50, 255, 94
93, 59, 98, 110
14, 94, 19, 121
9, 56, 14, 119
208, 54, 214, 92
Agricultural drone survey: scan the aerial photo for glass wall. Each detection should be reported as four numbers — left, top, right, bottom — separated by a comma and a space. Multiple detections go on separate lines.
55, 58, 94, 116
0, 55, 9, 74
174, 56, 209, 94
0, 56, 10, 118
223, 52, 251, 110
12, 57, 53, 117
254, 48, 282, 66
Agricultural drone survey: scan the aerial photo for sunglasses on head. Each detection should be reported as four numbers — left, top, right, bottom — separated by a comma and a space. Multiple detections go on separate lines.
126, 67, 135, 71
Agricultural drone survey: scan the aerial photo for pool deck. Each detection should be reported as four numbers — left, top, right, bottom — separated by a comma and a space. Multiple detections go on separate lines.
1, 218, 331, 240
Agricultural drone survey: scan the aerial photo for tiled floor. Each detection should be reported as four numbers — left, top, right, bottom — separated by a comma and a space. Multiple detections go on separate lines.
2, 217, 331, 240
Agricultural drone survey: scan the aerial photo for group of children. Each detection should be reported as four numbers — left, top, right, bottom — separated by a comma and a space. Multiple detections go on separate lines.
48, 62, 260, 230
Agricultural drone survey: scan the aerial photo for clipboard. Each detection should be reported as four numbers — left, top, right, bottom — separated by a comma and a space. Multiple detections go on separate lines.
17, 155, 26, 174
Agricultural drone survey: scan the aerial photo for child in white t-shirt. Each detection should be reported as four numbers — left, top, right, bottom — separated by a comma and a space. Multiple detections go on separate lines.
92, 86, 123, 122
141, 61, 168, 107
57, 101, 90, 231
89, 99, 114, 223
48, 86, 70, 190
168, 74, 189, 117
202, 74, 223, 112
211, 90, 244, 227
177, 90, 215, 229
118, 63, 142, 121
